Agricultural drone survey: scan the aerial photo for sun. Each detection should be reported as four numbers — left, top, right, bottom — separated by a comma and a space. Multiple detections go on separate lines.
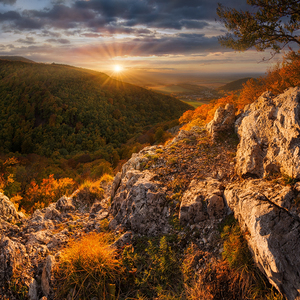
114, 65, 123, 72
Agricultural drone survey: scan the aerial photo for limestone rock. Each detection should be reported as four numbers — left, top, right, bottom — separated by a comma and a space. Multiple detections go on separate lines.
0, 192, 21, 222
179, 179, 226, 225
206, 103, 236, 139
235, 87, 300, 178
225, 180, 300, 300
110, 170, 169, 235
41, 255, 55, 297
56, 195, 75, 212
28, 278, 39, 300
0, 236, 27, 282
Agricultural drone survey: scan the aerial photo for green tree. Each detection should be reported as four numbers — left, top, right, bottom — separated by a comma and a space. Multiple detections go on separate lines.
217, 0, 300, 53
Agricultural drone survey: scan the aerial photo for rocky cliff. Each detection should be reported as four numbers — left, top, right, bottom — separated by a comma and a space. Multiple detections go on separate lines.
1, 87, 300, 299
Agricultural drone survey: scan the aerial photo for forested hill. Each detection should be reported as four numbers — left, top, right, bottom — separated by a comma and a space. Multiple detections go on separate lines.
0, 60, 191, 156
0, 56, 34, 63
217, 77, 253, 92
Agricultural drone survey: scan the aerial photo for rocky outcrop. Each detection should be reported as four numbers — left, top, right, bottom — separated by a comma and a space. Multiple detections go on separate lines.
179, 179, 226, 225
0, 186, 111, 300
206, 103, 236, 139
109, 144, 172, 235
225, 180, 300, 300
0, 193, 23, 222
235, 87, 300, 179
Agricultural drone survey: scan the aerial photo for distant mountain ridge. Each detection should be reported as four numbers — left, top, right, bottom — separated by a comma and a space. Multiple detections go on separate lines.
0, 56, 35, 63
217, 77, 253, 92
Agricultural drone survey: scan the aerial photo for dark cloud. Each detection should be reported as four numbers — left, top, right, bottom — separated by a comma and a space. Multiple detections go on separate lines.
45, 38, 70, 44
40, 30, 61, 37
0, 0, 16, 5
0, 11, 20, 21
16, 36, 36, 44
0, 0, 249, 32
70, 33, 223, 58
81, 32, 102, 38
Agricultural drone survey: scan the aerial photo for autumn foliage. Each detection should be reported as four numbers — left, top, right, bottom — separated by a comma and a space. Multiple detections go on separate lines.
23, 174, 75, 212
180, 50, 300, 128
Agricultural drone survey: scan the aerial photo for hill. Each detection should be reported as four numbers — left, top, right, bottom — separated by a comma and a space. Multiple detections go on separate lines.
0, 60, 191, 157
0, 56, 35, 63
217, 77, 253, 92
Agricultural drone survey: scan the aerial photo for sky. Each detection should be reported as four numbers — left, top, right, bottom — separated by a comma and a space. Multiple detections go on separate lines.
0, 0, 285, 80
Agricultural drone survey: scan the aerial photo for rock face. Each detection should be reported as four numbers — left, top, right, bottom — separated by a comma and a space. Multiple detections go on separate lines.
179, 179, 226, 225
225, 180, 300, 300
206, 103, 236, 139
110, 146, 170, 235
235, 87, 300, 179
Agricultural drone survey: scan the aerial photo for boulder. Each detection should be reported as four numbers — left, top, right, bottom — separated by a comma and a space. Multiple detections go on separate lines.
110, 170, 170, 235
206, 103, 236, 139
235, 87, 300, 178
179, 179, 226, 225
225, 180, 300, 300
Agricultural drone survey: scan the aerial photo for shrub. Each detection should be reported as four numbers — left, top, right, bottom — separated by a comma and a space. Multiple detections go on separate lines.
55, 232, 124, 300
23, 174, 75, 212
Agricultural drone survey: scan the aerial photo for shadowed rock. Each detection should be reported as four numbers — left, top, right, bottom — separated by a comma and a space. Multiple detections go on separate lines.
235, 87, 300, 178
225, 180, 300, 300
206, 103, 236, 139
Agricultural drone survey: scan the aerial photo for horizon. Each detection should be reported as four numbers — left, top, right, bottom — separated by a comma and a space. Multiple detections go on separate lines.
0, 0, 286, 80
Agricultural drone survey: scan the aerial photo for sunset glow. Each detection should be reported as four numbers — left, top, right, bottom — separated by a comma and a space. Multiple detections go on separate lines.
114, 65, 123, 73
0, 0, 281, 81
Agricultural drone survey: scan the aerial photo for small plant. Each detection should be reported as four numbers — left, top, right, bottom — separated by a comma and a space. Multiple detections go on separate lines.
122, 235, 184, 298
76, 180, 104, 204
55, 232, 123, 300
282, 174, 297, 186
167, 157, 178, 166
219, 214, 283, 299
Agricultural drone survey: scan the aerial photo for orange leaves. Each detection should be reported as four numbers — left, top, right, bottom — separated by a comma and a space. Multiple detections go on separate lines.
24, 174, 75, 212
181, 94, 238, 130
180, 50, 300, 128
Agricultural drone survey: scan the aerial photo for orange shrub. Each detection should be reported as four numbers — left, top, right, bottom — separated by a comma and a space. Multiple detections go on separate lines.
23, 174, 75, 212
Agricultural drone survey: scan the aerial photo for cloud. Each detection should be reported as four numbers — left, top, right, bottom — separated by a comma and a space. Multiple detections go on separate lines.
0, 0, 253, 62
0, 0, 16, 5
0, 11, 20, 21
0, 0, 249, 33
70, 33, 223, 58
16, 36, 36, 44
45, 38, 70, 44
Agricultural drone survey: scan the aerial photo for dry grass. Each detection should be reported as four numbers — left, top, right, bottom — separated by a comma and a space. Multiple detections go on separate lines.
55, 232, 124, 300
76, 180, 104, 204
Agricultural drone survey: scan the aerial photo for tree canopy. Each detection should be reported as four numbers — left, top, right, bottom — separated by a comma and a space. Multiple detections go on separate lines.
217, 0, 300, 53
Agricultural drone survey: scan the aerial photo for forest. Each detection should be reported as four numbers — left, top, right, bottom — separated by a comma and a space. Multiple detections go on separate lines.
0, 59, 191, 212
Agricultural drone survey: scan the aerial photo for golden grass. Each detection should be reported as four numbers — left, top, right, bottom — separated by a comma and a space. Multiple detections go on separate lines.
76, 180, 104, 204
99, 173, 114, 183
55, 232, 124, 300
